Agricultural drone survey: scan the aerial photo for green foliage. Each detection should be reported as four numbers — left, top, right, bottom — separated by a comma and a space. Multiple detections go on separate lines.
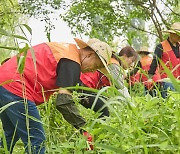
19, 0, 63, 40
129, 82, 144, 96
0, 0, 180, 153
17, 43, 29, 74
34, 88, 180, 153
19, 0, 63, 18
62, 0, 127, 42
0, 77, 180, 153
62, 0, 179, 46
0, 0, 24, 61
0, 24, 36, 75
9, 0, 179, 47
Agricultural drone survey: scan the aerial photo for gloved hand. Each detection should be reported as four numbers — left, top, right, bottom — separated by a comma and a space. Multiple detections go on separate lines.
144, 79, 153, 90
56, 93, 86, 129
83, 131, 94, 150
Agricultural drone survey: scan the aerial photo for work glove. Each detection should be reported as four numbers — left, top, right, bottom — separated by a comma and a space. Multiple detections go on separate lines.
83, 131, 94, 150
56, 93, 86, 129
80, 129, 94, 150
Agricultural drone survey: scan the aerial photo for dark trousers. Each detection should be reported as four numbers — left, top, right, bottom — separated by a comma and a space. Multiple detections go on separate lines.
0, 86, 45, 154
144, 86, 157, 97
161, 82, 175, 98
144, 82, 175, 98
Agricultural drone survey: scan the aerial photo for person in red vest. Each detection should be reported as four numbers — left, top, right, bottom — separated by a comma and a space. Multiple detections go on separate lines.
80, 46, 138, 112
129, 46, 161, 96
148, 22, 180, 98
128, 71, 140, 87
0, 38, 112, 153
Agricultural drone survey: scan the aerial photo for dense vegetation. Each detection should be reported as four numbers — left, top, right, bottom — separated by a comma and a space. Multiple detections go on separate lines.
1, 84, 179, 153
0, 0, 180, 153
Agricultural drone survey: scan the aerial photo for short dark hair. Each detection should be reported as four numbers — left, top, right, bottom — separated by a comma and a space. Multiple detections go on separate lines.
119, 46, 137, 59
138, 51, 150, 55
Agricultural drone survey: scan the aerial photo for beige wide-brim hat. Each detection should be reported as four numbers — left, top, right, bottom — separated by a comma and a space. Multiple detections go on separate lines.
74, 38, 112, 69
163, 22, 180, 36
137, 46, 152, 54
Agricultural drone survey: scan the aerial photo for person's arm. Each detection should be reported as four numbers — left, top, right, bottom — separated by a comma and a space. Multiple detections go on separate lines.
129, 61, 141, 76
108, 63, 131, 98
55, 58, 86, 129
148, 44, 163, 77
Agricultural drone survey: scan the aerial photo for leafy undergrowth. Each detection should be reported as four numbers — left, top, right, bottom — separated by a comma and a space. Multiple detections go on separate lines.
0, 86, 180, 154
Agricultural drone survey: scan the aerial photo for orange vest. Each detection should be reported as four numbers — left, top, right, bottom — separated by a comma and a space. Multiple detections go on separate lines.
160, 40, 180, 79
140, 56, 153, 83
0, 43, 80, 105
140, 56, 161, 88
110, 57, 119, 65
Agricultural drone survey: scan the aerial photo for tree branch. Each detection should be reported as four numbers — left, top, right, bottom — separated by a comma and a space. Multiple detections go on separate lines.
148, 0, 163, 41
130, 24, 158, 37
160, 0, 180, 17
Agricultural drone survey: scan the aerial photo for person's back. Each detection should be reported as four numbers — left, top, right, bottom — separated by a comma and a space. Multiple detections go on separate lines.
129, 46, 161, 96
159, 40, 180, 79
0, 38, 113, 153
0, 42, 80, 104
140, 55, 152, 82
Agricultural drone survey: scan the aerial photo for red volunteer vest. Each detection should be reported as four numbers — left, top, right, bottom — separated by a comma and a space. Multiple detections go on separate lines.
0, 43, 80, 105
140, 56, 153, 84
160, 40, 180, 79
129, 73, 140, 86
80, 71, 100, 89
80, 58, 119, 89
140, 56, 161, 88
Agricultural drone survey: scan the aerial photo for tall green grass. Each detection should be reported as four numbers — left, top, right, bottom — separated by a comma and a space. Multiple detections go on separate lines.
0, 69, 180, 154
0, 18, 180, 153
30, 84, 179, 154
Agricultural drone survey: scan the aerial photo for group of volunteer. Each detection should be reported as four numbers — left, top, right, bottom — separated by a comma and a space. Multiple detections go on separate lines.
129, 22, 179, 98
0, 22, 179, 153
